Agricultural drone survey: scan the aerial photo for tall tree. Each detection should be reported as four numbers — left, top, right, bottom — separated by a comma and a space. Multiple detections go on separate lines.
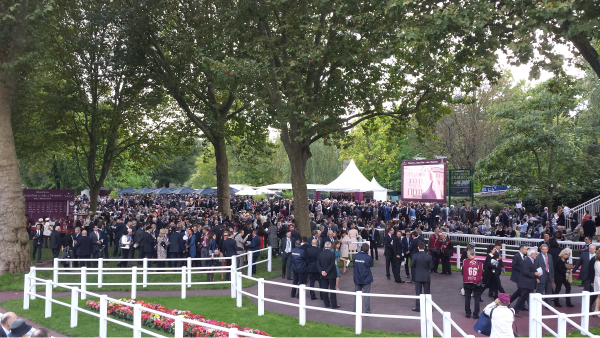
0, 0, 40, 274
392, 0, 600, 79
126, 0, 269, 217
245, 0, 491, 236
477, 76, 596, 209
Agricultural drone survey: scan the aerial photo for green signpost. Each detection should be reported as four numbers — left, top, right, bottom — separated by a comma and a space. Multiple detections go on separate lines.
448, 169, 474, 206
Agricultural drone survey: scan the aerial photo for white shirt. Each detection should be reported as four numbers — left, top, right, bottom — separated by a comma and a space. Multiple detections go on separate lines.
483, 302, 515, 338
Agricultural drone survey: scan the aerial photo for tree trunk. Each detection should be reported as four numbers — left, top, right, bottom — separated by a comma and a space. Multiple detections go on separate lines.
214, 137, 231, 218
0, 73, 31, 274
89, 183, 102, 215
282, 138, 312, 238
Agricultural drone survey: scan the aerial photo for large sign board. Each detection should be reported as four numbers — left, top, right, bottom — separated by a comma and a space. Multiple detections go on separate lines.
24, 190, 75, 229
449, 169, 473, 198
401, 159, 447, 203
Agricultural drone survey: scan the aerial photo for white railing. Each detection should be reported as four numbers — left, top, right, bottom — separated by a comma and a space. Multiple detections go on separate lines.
424, 296, 474, 338
23, 274, 268, 338
570, 194, 600, 226
528, 291, 600, 338
231, 268, 472, 337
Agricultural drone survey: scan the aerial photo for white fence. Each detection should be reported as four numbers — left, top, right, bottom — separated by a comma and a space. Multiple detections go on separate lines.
528, 291, 600, 338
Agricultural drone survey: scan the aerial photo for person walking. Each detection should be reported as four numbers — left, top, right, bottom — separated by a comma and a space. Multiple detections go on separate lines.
509, 244, 528, 307
353, 243, 373, 314
392, 230, 405, 283
72, 230, 93, 268
535, 244, 555, 300
306, 239, 322, 301
384, 228, 395, 280
290, 240, 307, 298
573, 244, 598, 309
463, 248, 484, 319
340, 231, 351, 274
280, 230, 294, 280
513, 248, 541, 317
553, 248, 574, 307
49, 226, 62, 259
483, 293, 515, 338
32, 224, 43, 263
318, 242, 339, 309
411, 242, 433, 312
246, 229, 262, 275
331, 240, 342, 289
368, 225, 380, 260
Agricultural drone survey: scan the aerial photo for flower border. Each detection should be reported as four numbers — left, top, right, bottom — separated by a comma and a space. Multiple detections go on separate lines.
86, 298, 269, 337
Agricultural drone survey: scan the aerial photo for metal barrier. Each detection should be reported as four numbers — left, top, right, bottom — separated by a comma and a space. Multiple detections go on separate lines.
528, 291, 600, 338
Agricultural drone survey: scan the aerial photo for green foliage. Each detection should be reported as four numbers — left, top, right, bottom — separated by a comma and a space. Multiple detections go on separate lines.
151, 143, 201, 188
281, 190, 294, 200
476, 76, 600, 209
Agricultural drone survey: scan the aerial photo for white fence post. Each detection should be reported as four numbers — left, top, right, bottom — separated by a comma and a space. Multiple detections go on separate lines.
258, 278, 265, 316
181, 266, 187, 299
98, 258, 103, 288
80, 266, 87, 300
23, 274, 30, 310
70, 288, 78, 327
299, 284, 306, 326
53, 258, 59, 288
529, 293, 542, 338
581, 291, 590, 335
99, 295, 107, 338
267, 247, 272, 272
230, 258, 237, 299
236, 272, 242, 308
175, 316, 183, 337
501, 244, 506, 259
420, 294, 427, 338
248, 252, 253, 277
425, 294, 433, 338
131, 266, 137, 299
45, 280, 52, 318
187, 258, 192, 288
557, 312, 567, 338
456, 245, 461, 269
229, 327, 238, 338
443, 312, 452, 338
142, 258, 148, 288
30, 267, 37, 300
355, 291, 362, 335
133, 303, 142, 338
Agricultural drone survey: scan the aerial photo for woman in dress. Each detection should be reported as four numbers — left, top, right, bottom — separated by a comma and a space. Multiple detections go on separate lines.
593, 251, 600, 316
483, 245, 499, 299
348, 224, 359, 253
339, 231, 351, 274
207, 233, 218, 282
553, 248, 574, 307
156, 229, 168, 271
331, 240, 342, 289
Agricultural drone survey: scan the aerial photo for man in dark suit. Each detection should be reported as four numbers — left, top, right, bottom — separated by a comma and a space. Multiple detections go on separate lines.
290, 240, 307, 298
49, 226, 62, 259
402, 230, 412, 279
410, 242, 433, 312
392, 230, 405, 283
513, 248, 541, 316
368, 224, 380, 260
168, 228, 185, 267
309, 230, 321, 249
0, 312, 16, 337
573, 244, 597, 308
317, 242, 339, 308
140, 226, 156, 262
509, 244, 528, 305
384, 228, 395, 280
280, 230, 295, 280
535, 244, 555, 298
89, 225, 103, 267
306, 239, 322, 300
246, 229, 262, 274
32, 224, 43, 263
223, 231, 240, 281
407, 231, 421, 283
73, 230, 93, 268
112, 219, 125, 257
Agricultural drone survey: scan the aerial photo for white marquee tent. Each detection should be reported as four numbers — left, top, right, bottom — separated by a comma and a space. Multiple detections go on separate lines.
320, 159, 388, 193
370, 177, 389, 201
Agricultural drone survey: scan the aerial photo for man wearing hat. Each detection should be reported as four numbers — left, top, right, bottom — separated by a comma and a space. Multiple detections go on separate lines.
8, 319, 33, 337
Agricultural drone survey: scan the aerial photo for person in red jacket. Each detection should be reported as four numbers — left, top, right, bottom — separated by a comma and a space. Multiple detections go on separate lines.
463, 249, 484, 319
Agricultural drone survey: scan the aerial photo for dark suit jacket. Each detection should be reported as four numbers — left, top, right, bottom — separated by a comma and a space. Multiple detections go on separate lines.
73, 235, 93, 256
168, 232, 185, 253
518, 256, 537, 290
50, 230, 62, 249
411, 251, 433, 282
223, 237, 240, 257
408, 236, 421, 256
393, 235, 404, 258
89, 231, 102, 251
141, 232, 156, 253
306, 246, 321, 273
574, 251, 593, 281
511, 253, 524, 284
384, 233, 395, 256
316, 249, 337, 279
279, 236, 296, 253
535, 253, 555, 284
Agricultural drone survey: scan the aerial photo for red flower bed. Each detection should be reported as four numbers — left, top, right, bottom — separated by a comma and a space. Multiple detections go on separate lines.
86, 298, 269, 337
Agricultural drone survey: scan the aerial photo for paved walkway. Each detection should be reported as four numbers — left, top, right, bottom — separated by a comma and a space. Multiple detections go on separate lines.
5, 249, 599, 337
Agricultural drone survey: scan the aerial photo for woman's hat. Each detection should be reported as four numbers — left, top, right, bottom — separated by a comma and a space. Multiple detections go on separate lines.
8, 319, 32, 337
497, 293, 510, 304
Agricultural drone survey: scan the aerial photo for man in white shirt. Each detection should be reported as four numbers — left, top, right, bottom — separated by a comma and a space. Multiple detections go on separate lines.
483, 293, 514, 338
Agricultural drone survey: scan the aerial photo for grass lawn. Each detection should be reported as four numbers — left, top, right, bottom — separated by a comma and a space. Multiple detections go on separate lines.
0, 255, 282, 292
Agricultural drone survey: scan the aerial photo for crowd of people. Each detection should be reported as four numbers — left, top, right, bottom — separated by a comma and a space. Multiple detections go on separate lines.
0, 312, 49, 337
25, 193, 600, 337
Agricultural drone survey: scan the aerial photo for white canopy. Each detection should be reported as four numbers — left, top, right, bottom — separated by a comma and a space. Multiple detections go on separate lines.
320, 160, 387, 192
371, 177, 389, 201
255, 187, 277, 195
235, 188, 259, 196
260, 183, 328, 190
